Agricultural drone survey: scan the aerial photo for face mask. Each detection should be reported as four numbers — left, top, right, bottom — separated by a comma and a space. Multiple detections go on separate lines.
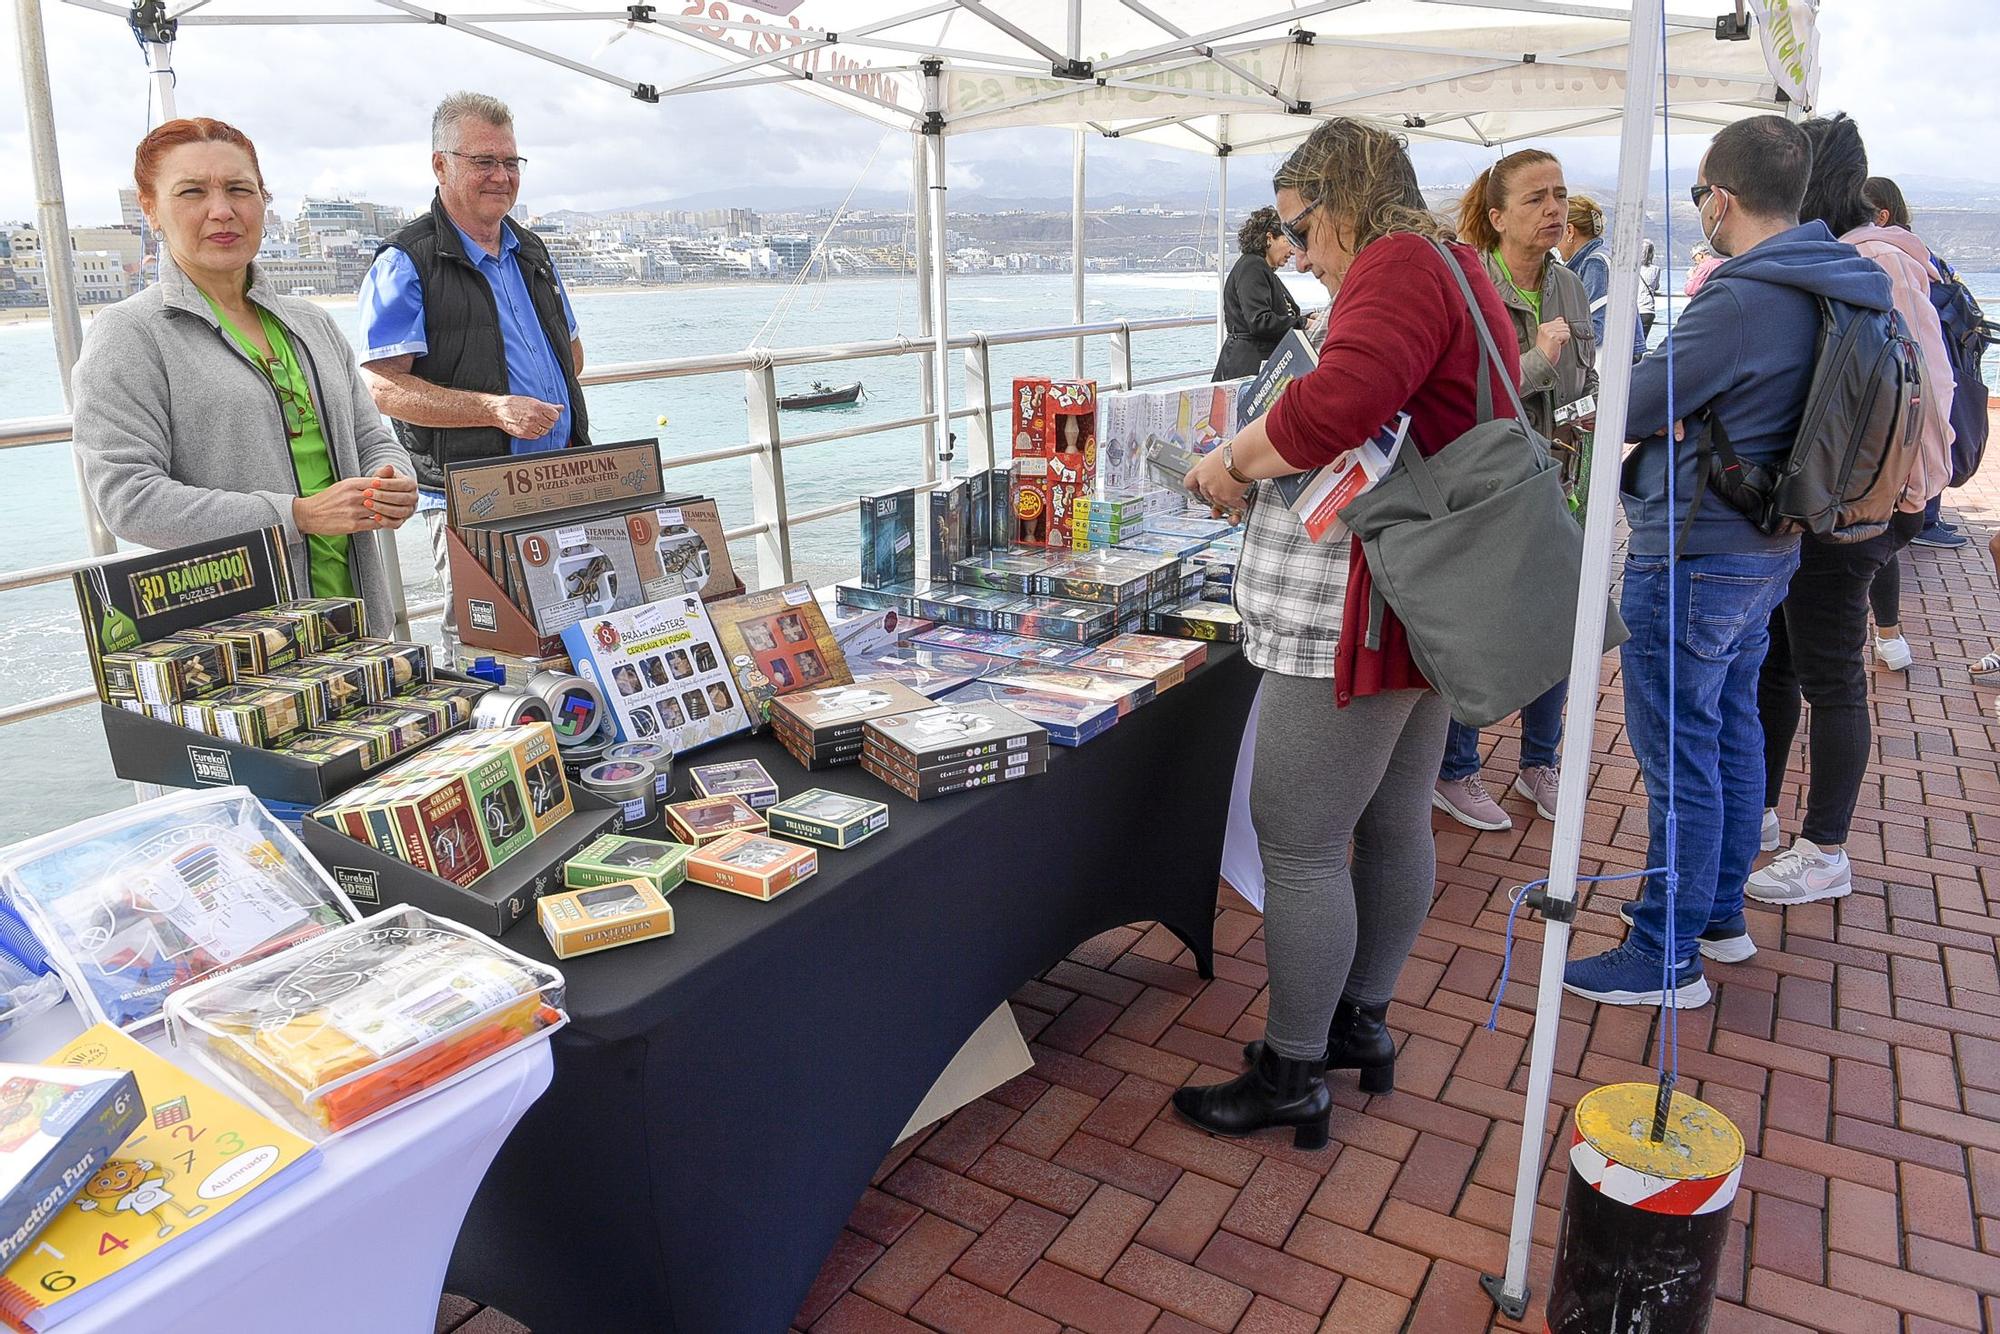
1702, 191, 1732, 258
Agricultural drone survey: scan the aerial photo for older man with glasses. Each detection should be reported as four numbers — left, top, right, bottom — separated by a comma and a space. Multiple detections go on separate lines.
359, 90, 590, 649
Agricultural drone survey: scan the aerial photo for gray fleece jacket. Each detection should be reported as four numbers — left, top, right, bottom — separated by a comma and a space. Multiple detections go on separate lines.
72, 256, 414, 632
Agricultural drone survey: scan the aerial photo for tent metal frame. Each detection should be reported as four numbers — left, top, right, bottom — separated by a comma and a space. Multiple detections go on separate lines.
15, 0, 1811, 1316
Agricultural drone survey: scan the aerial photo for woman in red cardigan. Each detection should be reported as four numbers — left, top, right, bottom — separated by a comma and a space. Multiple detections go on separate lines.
1174, 118, 1520, 1148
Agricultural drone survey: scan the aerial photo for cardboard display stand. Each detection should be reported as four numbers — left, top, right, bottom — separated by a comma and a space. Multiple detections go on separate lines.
445, 442, 743, 659
300, 789, 620, 936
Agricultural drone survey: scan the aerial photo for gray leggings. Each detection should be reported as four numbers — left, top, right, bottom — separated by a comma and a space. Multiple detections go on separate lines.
1251, 673, 1451, 1061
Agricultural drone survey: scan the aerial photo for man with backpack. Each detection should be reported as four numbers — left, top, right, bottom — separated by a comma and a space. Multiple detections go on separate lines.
1566, 115, 1903, 1008
1748, 116, 1948, 908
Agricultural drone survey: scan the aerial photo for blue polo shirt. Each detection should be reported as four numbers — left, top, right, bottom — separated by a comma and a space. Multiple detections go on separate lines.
359, 217, 580, 507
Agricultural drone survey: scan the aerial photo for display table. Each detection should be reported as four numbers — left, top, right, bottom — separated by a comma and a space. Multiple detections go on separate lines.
0, 1003, 552, 1334
449, 646, 1258, 1334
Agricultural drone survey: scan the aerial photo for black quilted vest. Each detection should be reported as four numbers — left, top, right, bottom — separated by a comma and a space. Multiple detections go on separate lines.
380, 194, 591, 488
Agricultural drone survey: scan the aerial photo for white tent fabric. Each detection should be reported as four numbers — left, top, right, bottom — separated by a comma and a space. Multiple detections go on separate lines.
65, 0, 1807, 147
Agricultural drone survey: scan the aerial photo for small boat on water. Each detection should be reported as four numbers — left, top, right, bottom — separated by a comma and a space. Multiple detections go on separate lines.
779, 380, 864, 410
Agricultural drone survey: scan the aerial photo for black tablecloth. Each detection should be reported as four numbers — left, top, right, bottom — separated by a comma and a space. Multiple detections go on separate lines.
448, 646, 1258, 1334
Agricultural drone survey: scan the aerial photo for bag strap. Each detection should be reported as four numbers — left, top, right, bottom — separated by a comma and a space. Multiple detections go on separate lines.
1428, 239, 1539, 431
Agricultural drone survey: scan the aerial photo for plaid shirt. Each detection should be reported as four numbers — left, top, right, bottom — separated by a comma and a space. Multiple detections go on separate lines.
1234, 480, 1349, 679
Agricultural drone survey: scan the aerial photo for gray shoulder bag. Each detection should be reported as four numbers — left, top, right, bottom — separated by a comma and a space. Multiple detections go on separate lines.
1338, 240, 1627, 728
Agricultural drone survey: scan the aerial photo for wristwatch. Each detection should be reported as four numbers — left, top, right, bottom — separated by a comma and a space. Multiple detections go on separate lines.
1221, 442, 1251, 485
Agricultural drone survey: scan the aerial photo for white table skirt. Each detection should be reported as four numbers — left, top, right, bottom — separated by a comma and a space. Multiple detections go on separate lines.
0, 1003, 553, 1334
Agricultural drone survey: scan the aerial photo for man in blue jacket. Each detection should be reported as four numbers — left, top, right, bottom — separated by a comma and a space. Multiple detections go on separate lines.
1565, 115, 1898, 1008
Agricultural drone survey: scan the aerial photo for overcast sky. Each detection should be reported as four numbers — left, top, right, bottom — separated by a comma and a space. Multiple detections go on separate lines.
2, 1, 1995, 224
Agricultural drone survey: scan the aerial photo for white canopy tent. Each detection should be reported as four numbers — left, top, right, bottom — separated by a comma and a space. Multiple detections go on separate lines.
18, 0, 1819, 1315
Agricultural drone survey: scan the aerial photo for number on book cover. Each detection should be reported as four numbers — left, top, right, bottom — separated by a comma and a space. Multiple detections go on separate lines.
216, 1131, 244, 1157
39, 1271, 75, 1293
170, 1124, 204, 1143
33, 1242, 62, 1262
177, 1150, 196, 1176
97, 1232, 128, 1256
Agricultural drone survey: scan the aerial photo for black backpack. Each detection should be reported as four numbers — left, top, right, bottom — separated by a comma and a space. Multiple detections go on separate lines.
1928, 254, 1992, 487
1691, 295, 1924, 545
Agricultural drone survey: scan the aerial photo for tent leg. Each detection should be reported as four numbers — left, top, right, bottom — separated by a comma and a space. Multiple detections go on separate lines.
1488, 0, 1666, 1315
911, 130, 937, 484
15, 0, 115, 557
1071, 129, 1085, 378
923, 62, 951, 473
1215, 116, 1230, 358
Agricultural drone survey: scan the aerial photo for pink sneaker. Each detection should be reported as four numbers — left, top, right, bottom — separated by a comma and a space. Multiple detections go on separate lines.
1434, 775, 1512, 831
1513, 765, 1561, 821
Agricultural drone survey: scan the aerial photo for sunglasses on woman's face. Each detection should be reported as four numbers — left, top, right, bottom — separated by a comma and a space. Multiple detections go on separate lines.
1279, 198, 1321, 252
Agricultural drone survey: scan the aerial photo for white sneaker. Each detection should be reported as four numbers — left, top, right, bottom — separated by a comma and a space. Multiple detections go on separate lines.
1760, 809, 1781, 854
1874, 635, 1912, 671
1746, 838, 1853, 905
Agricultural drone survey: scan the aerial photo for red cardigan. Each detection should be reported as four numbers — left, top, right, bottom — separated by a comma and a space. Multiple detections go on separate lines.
1265, 233, 1522, 705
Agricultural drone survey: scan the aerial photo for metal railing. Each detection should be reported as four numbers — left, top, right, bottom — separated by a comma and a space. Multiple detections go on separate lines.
0, 312, 1214, 730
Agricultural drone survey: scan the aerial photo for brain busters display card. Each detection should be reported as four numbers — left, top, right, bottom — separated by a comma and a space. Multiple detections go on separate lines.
562, 596, 753, 752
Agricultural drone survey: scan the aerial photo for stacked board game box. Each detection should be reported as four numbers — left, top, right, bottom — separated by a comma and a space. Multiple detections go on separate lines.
861, 701, 1050, 800
949, 549, 1067, 595
1097, 632, 1208, 672
768, 679, 937, 770
907, 627, 1091, 665
942, 679, 1119, 747
1072, 646, 1188, 693
980, 661, 1156, 716
1148, 600, 1245, 643
849, 647, 1005, 699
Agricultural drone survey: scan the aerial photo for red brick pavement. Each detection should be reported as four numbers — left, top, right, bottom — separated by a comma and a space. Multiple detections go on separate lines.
800, 477, 2000, 1334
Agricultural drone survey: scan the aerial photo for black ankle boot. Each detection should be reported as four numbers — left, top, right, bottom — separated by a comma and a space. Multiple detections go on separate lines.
1171, 1044, 1332, 1149
1241, 997, 1398, 1095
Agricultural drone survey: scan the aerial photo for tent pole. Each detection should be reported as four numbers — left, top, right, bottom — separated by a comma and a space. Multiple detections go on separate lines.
1215, 115, 1229, 357
1071, 129, 1086, 377
911, 130, 937, 484
145, 40, 176, 120
15, 0, 116, 557
1483, 0, 1666, 1319
923, 60, 952, 474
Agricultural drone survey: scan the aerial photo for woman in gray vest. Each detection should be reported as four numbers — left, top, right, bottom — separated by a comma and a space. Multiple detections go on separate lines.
72, 118, 416, 631
1431, 149, 1597, 834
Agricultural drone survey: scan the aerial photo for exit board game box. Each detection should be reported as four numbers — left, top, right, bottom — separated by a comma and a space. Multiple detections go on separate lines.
564, 832, 691, 895
1148, 600, 1245, 643
950, 549, 1066, 595
991, 596, 1116, 645
539, 879, 674, 959
1071, 647, 1188, 692
910, 584, 1020, 632
858, 488, 917, 589
965, 471, 993, 555
941, 679, 1119, 747
833, 581, 921, 616
929, 479, 970, 574
706, 583, 851, 723
765, 789, 888, 849
907, 626, 1091, 665
1097, 632, 1208, 671
981, 661, 1155, 716
686, 831, 817, 900
0, 1064, 144, 1270
1009, 378, 1098, 548
563, 595, 753, 751
850, 647, 1004, 699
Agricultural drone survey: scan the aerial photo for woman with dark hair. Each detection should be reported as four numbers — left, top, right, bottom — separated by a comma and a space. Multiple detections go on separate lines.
1863, 176, 1913, 230
1174, 118, 1518, 1148
1748, 116, 1955, 908
72, 118, 416, 629
1427, 150, 1598, 835
1213, 206, 1305, 380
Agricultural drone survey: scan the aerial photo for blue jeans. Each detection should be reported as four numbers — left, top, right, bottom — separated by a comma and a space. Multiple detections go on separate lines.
1923, 494, 1943, 528
1438, 680, 1568, 780
1621, 547, 1800, 965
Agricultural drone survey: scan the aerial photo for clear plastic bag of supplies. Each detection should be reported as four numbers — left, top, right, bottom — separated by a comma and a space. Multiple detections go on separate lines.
166, 905, 565, 1137
0, 787, 358, 1036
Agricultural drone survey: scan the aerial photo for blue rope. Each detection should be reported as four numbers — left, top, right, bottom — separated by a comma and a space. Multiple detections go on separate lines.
1656, 0, 1682, 1088
1486, 868, 1669, 1031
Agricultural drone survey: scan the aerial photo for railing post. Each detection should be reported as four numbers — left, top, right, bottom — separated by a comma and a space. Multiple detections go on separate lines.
1109, 323, 1134, 392
744, 353, 793, 586
962, 334, 996, 472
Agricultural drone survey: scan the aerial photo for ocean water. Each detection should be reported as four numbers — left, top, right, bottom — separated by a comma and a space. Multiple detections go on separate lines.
4, 265, 1995, 841
0, 270, 1250, 838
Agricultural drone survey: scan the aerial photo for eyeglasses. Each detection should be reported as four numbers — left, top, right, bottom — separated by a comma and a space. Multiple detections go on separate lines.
259, 357, 315, 440
444, 150, 527, 177
1278, 197, 1320, 251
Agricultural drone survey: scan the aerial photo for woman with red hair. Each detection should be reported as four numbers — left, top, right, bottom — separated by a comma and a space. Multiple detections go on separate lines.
73, 118, 416, 627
